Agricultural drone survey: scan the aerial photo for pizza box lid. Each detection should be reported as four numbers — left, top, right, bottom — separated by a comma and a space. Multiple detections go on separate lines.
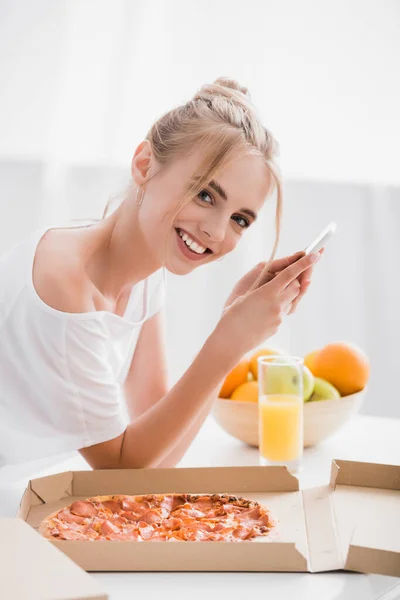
303, 459, 400, 576
0, 518, 108, 600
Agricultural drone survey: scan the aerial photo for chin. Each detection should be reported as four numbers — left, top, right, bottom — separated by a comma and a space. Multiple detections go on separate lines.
164, 257, 202, 276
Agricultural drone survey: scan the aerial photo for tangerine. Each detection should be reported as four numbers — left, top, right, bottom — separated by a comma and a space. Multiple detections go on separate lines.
219, 358, 249, 398
230, 381, 259, 402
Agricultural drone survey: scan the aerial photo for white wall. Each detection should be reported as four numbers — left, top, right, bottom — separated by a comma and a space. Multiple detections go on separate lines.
1, 1, 399, 418
1, 0, 399, 183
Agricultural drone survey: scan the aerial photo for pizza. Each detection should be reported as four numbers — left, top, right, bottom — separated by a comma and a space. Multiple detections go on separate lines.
39, 493, 277, 542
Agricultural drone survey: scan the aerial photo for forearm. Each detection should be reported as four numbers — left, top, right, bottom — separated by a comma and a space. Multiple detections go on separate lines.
119, 329, 239, 469
155, 386, 219, 468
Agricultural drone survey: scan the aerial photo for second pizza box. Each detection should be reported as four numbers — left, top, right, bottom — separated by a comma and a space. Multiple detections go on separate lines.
0, 518, 107, 600
16, 459, 400, 575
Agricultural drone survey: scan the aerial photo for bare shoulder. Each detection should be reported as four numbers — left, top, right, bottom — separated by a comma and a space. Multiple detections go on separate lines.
33, 229, 95, 314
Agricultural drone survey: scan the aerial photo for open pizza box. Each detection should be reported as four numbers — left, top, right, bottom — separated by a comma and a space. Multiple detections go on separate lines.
15, 459, 400, 575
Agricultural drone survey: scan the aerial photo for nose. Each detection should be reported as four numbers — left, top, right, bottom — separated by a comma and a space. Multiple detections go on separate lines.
200, 217, 227, 244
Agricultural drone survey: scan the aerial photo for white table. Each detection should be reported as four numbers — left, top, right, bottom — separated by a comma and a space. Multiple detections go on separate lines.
1, 414, 400, 600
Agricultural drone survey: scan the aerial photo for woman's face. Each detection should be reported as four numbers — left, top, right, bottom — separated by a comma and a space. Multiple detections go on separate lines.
132, 142, 271, 274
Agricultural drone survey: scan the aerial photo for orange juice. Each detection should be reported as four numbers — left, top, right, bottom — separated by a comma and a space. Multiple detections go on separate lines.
258, 394, 303, 461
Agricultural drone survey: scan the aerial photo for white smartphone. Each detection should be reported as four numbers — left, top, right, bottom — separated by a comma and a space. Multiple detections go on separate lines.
304, 222, 337, 255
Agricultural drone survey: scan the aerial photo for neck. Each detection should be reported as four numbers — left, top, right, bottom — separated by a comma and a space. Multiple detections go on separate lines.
82, 201, 161, 302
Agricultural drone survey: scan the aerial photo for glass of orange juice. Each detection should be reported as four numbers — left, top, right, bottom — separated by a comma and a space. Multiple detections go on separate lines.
257, 355, 304, 473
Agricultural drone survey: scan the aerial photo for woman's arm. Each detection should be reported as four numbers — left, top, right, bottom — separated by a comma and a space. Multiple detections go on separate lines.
118, 329, 237, 469
124, 309, 220, 467
79, 317, 237, 470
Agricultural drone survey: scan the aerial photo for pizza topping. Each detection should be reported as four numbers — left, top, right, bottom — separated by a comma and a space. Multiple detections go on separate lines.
138, 522, 154, 540
160, 494, 186, 512
56, 508, 86, 525
101, 500, 122, 514
41, 493, 277, 543
121, 497, 150, 512
120, 510, 140, 521
232, 526, 253, 540
140, 509, 164, 525
100, 520, 121, 536
162, 517, 183, 531
109, 515, 128, 526
146, 529, 168, 541
172, 504, 206, 519
70, 500, 97, 518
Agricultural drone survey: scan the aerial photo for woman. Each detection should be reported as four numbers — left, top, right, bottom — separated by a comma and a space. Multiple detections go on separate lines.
0, 77, 321, 473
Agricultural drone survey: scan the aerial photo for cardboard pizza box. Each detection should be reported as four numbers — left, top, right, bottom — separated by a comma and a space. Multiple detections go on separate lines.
0, 518, 108, 600
16, 459, 400, 576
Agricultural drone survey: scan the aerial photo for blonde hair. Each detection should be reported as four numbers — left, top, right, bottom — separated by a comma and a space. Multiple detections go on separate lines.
105, 77, 282, 291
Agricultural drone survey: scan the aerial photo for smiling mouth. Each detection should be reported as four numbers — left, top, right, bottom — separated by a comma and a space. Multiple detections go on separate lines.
175, 228, 213, 255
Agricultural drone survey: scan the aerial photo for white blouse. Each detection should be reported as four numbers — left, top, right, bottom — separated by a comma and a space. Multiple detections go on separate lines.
0, 224, 166, 474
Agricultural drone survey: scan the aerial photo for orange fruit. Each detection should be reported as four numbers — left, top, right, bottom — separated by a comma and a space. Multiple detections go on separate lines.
219, 358, 249, 398
249, 347, 286, 380
312, 342, 370, 396
230, 381, 259, 402
304, 350, 320, 374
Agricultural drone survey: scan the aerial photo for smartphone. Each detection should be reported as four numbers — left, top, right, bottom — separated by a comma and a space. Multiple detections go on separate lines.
304, 222, 337, 255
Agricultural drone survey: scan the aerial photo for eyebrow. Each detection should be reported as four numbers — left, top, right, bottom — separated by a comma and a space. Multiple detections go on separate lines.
207, 179, 258, 221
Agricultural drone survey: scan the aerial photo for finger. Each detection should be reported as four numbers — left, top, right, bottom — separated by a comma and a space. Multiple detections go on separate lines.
297, 265, 313, 289
268, 251, 305, 274
253, 253, 305, 291
248, 262, 277, 292
272, 253, 320, 291
280, 279, 301, 306
288, 280, 311, 314
231, 261, 268, 297
283, 302, 293, 315
290, 268, 313, 309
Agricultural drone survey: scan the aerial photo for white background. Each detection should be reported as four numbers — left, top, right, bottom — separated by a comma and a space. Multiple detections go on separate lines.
1, 0, 400, 416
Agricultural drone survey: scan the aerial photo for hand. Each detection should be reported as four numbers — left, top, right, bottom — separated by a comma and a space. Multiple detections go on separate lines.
217, 252, 322, 357
223, 248, 324, 315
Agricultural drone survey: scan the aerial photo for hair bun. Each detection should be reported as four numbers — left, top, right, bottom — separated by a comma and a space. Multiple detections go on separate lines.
192, 77, 252, 105
213, 77, 250, 98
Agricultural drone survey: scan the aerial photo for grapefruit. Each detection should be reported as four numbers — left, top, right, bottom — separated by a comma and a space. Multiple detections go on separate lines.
311, 342, 369, 396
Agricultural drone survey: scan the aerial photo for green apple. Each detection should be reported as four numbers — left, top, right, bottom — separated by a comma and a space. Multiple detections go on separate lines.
303, 366, 315, 402
261, 359, 313, 400
309, 377, 340, 401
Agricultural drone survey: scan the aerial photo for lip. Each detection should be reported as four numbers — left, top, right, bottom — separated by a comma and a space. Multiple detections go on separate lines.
175, 229, 210, 262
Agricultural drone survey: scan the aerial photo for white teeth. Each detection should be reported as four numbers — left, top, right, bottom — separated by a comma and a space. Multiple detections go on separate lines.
178, 229, 207, 254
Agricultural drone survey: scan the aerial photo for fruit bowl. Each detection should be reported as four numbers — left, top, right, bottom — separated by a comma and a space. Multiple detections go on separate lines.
212, 389, 366, 448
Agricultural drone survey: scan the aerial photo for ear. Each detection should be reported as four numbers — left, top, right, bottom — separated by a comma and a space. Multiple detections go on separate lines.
131, 140, 152, 185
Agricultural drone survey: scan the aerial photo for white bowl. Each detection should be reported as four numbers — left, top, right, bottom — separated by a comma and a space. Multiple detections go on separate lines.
212, 389, 366, 448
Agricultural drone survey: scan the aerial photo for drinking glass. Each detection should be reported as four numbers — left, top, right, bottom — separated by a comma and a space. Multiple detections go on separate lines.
257, 355, 304, 473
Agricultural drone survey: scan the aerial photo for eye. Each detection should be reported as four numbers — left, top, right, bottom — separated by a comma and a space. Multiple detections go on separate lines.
197, 189, 214, 204
231, 214, 250, 229
197, 190, 250, 230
